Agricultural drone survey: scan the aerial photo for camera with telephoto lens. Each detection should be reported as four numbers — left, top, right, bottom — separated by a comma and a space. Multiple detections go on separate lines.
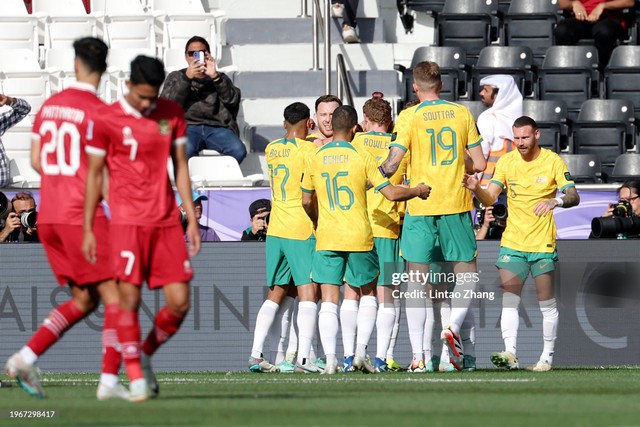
19, 210, 37, 228
591, 200, 640, 238
474, 197, 508, 229
179, 209, 188, 231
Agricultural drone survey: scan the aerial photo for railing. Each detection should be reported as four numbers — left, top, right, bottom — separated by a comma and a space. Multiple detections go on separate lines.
309, 0, 331, 94
336, 53, 354, 106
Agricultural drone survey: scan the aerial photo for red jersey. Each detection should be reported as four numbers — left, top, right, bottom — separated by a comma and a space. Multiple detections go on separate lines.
87, 97, 187, 226
33, 82, 107, 225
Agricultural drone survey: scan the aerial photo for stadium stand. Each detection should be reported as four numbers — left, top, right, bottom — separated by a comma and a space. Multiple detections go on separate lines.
523, 99, 570, 153
559, 154, 605, 184
471, 45, 534, 100
435, 0, 499, 65
611, 153, 640, 182
571, 98, 636, 175
503, 0, 559, 66
604, 45, 640, 120
396, 45, 467, 103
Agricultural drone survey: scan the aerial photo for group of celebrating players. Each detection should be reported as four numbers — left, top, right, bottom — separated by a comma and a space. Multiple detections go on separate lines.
3, 37, 579, 402
249, 61, 579, 375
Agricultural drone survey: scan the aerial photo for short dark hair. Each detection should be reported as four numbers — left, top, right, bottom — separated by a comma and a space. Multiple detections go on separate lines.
314, 94, 342, 111
331, 105, 358, 133
130, 56, 165, 88
284, 102, 310, 125
513, 115, 538, 130
73, 37, 108, 74
620, 180, 640, 196
185, 36, 210, 53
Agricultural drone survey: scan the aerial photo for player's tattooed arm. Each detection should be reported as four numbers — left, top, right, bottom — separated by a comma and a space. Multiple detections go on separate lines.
380, 146, 405, 178
561, 186, 580, 208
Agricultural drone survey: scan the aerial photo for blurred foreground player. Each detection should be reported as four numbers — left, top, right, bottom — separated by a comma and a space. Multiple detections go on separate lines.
84, 56, 200, 402
4, 37, 127, 400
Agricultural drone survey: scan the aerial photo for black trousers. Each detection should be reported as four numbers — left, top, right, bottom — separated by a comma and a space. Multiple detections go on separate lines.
554, 17, 627, 67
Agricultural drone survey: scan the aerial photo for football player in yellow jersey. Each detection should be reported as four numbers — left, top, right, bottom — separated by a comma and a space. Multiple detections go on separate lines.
380, 61, 487, 371
307, 95, 342, 147
301, 105, 430, 374
248, 102, 319, 373
348, 97, 408, 373
463, 116, 579, 372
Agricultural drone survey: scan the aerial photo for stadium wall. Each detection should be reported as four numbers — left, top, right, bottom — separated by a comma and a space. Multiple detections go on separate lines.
0, 241, 638, 373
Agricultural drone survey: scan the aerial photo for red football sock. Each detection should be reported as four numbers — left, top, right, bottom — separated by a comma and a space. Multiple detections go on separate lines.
117, 310, 143, 381
27, 300, 85, 356
101, 303, 122, 376
141, 307, 186, 357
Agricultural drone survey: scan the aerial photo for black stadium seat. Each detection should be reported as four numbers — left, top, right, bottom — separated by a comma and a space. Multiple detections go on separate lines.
504, 0, 559, 66
523, 100, 569, 153
559, 154, 605, 184
571, 99, 636, 175
611, 154, 640, 182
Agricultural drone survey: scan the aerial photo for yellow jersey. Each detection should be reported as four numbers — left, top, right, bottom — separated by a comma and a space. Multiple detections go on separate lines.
351, 131, 408, 239
301, 140, 390, 251
265, 137, 316, 240
391, 99, 482, 216
491, 148, 575, 253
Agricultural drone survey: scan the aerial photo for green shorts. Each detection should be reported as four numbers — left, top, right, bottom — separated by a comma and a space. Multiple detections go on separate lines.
266, 236, 315, 286
374, 237, 402, 286
400, 212, 477, 263
312, 249, 379, 287
496, 247, 559, 282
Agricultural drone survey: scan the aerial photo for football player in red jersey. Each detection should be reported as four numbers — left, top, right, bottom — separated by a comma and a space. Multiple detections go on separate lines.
4, 37, 128, 400
83, 55, 201, 402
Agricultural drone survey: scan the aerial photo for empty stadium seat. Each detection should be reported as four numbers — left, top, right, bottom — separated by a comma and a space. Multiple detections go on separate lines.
538, 46, 599, 118
33, 0, 88, 15
559, 154, 604, 184
611, 154, 640, 182
471, 46, 534, 100
604, 46, 640, 119
8, 156, 41, 189
188, 156, 263, 187
572, 99, 636, 174
0, 0, 30, 15
523, 100, 569, 152
504, 0, 558, 65
0, 16, 39, 53
435, 0, 499, 64
1, 130, 32, 152
397, 46, 467, 103
91, 0, 146, 15
456, 100, 486, 121
102, 15, 155, 51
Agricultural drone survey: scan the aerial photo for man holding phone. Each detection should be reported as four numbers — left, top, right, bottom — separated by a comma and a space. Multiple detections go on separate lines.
161, 36, 246, 164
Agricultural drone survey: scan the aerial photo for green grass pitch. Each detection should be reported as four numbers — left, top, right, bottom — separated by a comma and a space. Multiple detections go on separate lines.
1, 369, 639, 427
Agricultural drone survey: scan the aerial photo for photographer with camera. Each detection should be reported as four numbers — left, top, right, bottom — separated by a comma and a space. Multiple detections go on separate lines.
474, 199, 507, 240
177, 189, 221, 242
463, 116, 580, 372
591, 180, 640, 239
0, 191, 38, 243
241, 199, 270, 241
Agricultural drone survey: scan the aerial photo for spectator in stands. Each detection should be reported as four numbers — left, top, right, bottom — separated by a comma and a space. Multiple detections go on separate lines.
332, 0, 361, 43
554, 0, 634, 69
477, 75, 523, 188
177, 189, 221, 242
161, 36, 246, 164
0, 94, 31, 188
309, 95, 342, 146
0, 191, 38, 243
241, 199, 271, 241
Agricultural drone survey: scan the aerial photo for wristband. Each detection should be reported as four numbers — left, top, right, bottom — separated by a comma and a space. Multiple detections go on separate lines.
554, 197, 564, 207
378, 165, 387, 178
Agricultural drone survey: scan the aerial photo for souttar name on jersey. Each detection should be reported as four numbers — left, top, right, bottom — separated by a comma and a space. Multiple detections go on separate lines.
422, 110, 456, 121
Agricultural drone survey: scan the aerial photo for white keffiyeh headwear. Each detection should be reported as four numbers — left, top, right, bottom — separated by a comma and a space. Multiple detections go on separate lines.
477, 75, 523, 157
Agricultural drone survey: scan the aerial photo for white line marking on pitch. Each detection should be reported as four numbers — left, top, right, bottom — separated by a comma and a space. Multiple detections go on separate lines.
40, 377, 535, 385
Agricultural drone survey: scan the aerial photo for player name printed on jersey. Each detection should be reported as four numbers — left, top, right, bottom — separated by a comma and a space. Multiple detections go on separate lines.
34, 84, 106, 225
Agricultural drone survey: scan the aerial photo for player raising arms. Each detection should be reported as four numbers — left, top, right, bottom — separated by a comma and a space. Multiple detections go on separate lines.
83, 56, 200, 402
4, 37, 127, 400
463, 116, 579, 371
248, 102, 317, 373
301, 105, 430, 374
380, 61, 486, 371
